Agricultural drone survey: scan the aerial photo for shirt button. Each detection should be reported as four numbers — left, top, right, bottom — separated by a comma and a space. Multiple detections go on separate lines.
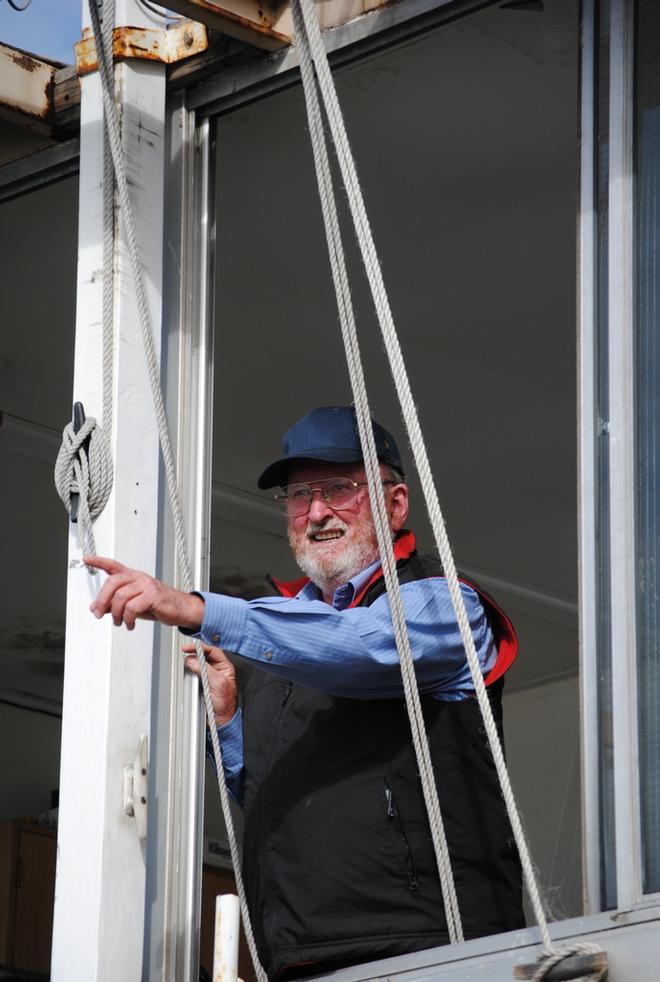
212, 634, 220, 643
264, 651, 273, 660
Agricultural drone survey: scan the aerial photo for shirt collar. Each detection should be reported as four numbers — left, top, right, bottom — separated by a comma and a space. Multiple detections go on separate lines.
297, 558, 383, 610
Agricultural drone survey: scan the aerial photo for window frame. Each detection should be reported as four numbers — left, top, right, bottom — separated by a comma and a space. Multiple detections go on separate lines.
153, 0, 660, 973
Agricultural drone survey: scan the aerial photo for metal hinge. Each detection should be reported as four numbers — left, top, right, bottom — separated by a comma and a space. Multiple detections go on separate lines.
74, 20, 208, 77
123, 733, 148, 841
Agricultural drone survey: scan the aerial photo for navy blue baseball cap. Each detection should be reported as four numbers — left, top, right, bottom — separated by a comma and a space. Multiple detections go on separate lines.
257, 406, 403, 489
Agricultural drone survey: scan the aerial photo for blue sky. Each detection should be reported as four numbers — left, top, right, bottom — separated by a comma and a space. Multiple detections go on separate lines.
0, 0, 82, 64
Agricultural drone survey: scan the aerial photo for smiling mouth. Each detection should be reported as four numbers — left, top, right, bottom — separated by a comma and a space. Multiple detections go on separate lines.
309, 529, 345, 542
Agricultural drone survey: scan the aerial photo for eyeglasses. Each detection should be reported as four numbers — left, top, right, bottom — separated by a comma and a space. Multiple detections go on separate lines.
275, 477, 396, 518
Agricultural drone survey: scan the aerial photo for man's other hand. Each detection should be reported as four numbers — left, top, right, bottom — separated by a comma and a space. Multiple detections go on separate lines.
183, 642, 237, 727
85, 555, 205, 631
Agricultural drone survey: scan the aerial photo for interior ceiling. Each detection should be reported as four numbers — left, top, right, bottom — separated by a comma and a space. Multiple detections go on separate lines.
211, 1, 579, 621
0, 0, 579, 705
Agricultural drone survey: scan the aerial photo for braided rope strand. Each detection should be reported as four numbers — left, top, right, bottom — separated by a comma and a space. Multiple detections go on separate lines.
292, 0, 464, 942
54, 416, 113, 558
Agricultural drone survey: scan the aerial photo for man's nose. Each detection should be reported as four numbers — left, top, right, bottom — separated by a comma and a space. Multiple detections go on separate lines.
307, 489, 334, 522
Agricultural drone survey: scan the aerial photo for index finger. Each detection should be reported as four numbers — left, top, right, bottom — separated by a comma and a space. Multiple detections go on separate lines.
84, 555, 128, 576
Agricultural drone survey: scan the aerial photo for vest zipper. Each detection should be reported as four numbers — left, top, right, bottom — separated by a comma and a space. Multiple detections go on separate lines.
384, 779, 419, 894
281, 681, 293, 706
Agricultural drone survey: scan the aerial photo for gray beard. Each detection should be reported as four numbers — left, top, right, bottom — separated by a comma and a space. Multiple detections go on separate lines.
290, 525, 380, 598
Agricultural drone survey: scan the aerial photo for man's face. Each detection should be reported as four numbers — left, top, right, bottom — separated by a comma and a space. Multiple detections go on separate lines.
286, 460, 409, 597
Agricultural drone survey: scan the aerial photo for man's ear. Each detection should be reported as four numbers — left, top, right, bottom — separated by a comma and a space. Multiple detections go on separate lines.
388, 483, 409, 533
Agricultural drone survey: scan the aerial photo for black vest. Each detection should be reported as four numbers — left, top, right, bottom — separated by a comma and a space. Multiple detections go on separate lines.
239, 544, 524, 980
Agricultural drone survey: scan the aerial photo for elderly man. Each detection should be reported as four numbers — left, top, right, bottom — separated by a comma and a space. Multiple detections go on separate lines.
87, 405, 524, 981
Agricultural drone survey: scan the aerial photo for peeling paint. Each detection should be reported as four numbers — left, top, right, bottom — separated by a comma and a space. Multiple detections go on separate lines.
10, 51, 40, 74
75, 21, 208, 76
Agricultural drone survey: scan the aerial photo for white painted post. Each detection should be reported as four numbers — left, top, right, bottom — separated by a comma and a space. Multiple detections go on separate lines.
50, 2, 167, 979
213, 895, 240, 982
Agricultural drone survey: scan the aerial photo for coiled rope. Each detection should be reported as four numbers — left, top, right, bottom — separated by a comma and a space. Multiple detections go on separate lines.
54, 417, 113, 558
530, 943, 606, 982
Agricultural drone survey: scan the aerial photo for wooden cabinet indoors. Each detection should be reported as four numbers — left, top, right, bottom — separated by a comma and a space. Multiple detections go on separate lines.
0, 821, 56, 976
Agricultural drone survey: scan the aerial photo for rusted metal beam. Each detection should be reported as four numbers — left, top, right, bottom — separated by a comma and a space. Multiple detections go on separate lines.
74, 20, 208, 76
163, 0, 392, 51
164, 0, 291, 50
0, 43, 57, 135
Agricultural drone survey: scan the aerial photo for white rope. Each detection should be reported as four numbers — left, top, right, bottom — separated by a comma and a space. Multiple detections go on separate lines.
291, 0, 463, 944
54, 416, 113, 558
530, 943, 605, 982
293, 0, 602, 972
54, 0, 115, 567
84, 2, 267, 978
101, 0, 114, 440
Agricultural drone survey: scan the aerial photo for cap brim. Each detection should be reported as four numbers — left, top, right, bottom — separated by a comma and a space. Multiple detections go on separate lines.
257, 448, 364, 489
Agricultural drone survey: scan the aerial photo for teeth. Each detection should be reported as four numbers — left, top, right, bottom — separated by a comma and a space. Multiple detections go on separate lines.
311, 530, 344, 541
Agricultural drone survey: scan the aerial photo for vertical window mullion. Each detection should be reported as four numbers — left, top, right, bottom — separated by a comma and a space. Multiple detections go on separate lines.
608, 0, 642, 912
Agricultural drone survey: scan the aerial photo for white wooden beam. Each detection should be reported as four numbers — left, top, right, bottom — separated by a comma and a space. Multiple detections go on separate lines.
50, 2, 167, 979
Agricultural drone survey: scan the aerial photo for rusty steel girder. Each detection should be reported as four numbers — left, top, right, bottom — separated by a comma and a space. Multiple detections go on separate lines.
162, 0, 392, 51
74, 20, 208, 76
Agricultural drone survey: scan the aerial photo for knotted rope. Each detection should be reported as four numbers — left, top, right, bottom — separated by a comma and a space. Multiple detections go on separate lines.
54, 417, 113, 559
531, 943, 606, 982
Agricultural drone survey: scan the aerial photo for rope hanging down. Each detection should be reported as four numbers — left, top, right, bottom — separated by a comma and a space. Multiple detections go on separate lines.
54, 0, 115, 564
76, 2, 268, 978
291, 0, 604, 977
291, 0, 463, 944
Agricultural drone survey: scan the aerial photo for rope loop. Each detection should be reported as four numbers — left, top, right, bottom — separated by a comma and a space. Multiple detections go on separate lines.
530, 943, 606, 982
54, 416, 113, 560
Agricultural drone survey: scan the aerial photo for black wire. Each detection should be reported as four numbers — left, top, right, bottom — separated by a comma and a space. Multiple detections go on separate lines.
6, 0, 33, 10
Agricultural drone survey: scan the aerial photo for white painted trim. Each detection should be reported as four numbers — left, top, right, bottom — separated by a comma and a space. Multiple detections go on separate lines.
51, 3, 167, 979
142, 97, 216, 981
608, 0, 642, 912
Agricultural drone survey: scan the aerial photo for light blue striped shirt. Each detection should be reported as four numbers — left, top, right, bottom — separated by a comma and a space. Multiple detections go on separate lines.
195, 561, 497, 803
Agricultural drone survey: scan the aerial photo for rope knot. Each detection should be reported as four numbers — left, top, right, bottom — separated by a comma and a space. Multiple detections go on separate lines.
54, 416, 113, 560
529, 943, 606, 982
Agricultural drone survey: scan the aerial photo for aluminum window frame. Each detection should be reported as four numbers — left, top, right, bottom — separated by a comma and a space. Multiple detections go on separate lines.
581, 0, 660, 918
176, 0, 660, 972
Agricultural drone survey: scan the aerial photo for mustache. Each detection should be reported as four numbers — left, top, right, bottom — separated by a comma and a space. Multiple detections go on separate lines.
306, 519, 348, 534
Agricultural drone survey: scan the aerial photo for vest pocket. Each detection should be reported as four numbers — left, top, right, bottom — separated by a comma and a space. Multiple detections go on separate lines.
384, 778, 419, 894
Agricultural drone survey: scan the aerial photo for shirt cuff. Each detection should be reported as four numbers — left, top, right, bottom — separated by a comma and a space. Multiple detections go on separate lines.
196, 591, 249, 649
178, 591, 206, 637
206, 708, 243, 776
